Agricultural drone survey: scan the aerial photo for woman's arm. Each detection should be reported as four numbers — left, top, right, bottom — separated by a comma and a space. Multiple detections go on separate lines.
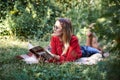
59, 36, 82, 62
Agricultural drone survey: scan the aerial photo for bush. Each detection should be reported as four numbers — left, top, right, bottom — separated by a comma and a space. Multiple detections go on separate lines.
0, 0, 103, 41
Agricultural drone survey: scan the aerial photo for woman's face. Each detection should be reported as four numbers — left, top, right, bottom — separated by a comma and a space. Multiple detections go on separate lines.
52, 20, 63, 36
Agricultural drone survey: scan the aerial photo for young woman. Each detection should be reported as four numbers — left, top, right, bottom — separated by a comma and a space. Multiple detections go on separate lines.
48, 18, 82, 63
17, 18, 82, 64
16, 18, 106, 64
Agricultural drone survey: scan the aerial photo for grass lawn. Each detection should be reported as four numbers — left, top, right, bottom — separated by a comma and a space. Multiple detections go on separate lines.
0, 36, 117, 80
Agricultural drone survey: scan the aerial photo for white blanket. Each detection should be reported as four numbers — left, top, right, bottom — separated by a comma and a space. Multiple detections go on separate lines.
21, 53, 103, 65
21, 43, 106, 64
22, 54, 39, 64
75, 53, 103, 65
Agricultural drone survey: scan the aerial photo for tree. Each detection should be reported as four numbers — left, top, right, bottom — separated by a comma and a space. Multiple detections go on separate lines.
94, 0, 120, 79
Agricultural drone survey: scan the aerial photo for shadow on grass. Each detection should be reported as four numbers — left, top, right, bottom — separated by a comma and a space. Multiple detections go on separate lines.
106, 58, 120, 80
0, 45, 34, 80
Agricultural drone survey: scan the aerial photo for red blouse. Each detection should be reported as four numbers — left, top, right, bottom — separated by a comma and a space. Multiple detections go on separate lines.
49, 35, 82, 63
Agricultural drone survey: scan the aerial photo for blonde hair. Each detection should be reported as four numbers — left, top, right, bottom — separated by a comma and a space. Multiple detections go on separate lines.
57, 18, 73, 54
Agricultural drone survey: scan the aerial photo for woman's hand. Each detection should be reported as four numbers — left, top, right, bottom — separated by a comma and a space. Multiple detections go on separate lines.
53, 54, 60, 60
62, 43, 69, 55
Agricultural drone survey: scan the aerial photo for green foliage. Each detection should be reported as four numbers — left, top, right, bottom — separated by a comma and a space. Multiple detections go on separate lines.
0, 0, 104, 41
0, 0, 120, 79
93, 0, 120, 79
106, 58, 120, 80
0, 0, 61, 40
94, 0, 120, 53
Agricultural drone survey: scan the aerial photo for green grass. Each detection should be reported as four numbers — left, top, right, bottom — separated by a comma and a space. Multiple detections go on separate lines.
0, 36, 117, 80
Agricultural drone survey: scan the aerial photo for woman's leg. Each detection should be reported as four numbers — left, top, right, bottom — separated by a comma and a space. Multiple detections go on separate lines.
86, 36, 93, 46
81, 46, 101, 57
86, 30, 101, 50
86, 23, 95, 46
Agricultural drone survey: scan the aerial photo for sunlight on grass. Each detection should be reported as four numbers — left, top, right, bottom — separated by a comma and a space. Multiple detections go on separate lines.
0, 36, 49, 49
0, 36, 28, 49
97, 17, 106, 23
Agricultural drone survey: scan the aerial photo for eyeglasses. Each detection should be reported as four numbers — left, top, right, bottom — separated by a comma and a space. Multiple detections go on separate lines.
53, 25, 60, 30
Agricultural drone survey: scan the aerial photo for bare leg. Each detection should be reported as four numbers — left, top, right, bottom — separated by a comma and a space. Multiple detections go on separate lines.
86, 33, 102, 51
86, 35, 93, 46
86, 23, 96, 47
86, 26, 101, 50
86, 29, 93, 47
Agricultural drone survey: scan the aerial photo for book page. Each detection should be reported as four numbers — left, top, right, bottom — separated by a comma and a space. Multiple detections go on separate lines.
29, 45, 54, 60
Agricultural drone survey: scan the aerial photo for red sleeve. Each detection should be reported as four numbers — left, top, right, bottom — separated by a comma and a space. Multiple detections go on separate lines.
59, 36, 82, 63
50, 36, 57, 55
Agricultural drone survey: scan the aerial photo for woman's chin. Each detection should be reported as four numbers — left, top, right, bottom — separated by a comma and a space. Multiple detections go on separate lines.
52, 33, 61, 37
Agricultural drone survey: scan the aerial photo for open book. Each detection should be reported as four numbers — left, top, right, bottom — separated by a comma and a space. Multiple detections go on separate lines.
29, 43, 54, 60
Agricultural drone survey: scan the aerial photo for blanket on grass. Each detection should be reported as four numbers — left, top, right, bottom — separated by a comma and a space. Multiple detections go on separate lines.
16, 43, 109, 65
17, 52, 109, 65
